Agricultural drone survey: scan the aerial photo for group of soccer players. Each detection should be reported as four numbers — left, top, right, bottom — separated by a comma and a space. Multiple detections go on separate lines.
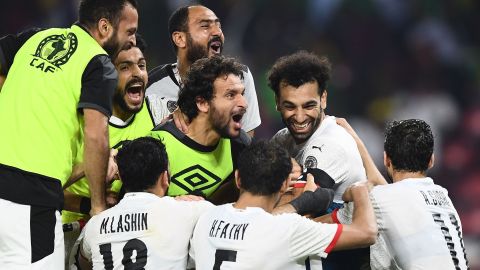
0, 0, 470, 269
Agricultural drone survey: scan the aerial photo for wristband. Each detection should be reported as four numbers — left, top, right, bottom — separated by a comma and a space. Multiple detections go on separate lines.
79, 197, 91, 215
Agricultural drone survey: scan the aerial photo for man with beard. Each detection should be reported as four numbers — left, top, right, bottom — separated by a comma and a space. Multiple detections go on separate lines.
61, 35, 170, 266
145, 5, 260, 137
321, 118, 470, 270
269, 51, 370, 269
0, 0, 138, 268
150, 55, 251, 204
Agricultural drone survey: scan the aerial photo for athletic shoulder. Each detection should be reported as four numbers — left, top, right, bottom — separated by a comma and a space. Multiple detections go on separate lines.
147, 63, 176, 88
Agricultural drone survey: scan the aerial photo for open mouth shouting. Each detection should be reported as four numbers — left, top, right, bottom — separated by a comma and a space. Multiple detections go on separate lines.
231, 108, 246, 130
125, 79, 145, 106
208, 37, 223, 56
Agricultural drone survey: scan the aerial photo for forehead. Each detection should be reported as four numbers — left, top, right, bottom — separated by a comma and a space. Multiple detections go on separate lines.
115, 47, 144, 64
213, 74, 244, 93
117, 3, 138, 27
277, 81, 320, 102
187, 6, 219, 24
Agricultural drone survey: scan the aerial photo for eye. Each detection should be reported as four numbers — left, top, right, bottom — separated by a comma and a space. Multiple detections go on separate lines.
138, 62, 146, 70
119, 64, 129, 71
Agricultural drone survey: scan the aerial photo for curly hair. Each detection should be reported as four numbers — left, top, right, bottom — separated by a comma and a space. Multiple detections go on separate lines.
178, 55, 244, 120
116, 137, 168, 192
267, 50, 331, 96
384, 119, 434, 173
237, 140, 292, 196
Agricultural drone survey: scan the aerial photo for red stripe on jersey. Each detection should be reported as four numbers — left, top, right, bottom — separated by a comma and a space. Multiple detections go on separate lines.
331, 208, 340, 224
325, 224, 343, 254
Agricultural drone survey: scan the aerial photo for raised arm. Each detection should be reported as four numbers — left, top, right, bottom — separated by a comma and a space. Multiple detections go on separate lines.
83, 108, 109, 215
317, 181, 377, 250
336, 117, 387, 185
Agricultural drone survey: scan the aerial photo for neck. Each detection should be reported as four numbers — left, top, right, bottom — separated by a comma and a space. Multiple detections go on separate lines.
234, 192, 279, 213
176, 55, 191, 80
391, 171, 427, 183
186, 116, 221, 146
112, 104, 134, 122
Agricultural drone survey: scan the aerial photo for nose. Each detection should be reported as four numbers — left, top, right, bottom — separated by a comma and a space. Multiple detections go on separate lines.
129, 34, 136, 47
293, 108, 307, 123
211, 23, 223, 37
238, 94, 248, 109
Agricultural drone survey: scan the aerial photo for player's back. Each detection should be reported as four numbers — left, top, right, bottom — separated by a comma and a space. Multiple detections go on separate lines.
82, 193, 212, 269
371, 178, 469, 269
191, 204, 341, 270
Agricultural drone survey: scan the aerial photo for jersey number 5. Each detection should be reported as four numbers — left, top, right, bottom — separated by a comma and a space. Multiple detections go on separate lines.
213, 249, 237, 270
99, 239, 148, 270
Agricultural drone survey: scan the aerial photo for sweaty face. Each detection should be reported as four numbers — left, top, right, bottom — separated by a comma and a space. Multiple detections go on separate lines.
276, 81, 326, 144
113, 46, 147, 117
185, 6, 224, 62
104, 3, 138, 57
208, 74, 247, 138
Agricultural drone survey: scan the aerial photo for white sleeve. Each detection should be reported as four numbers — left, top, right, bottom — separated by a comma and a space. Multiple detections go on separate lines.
240, 68, 261, 132
301, 139, 348, 184
80, 223, 93, 262
287, 214, 342, 260
146, 94, 171, 126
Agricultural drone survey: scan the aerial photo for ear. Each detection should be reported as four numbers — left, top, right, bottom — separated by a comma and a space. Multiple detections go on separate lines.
172, 31, 187, 50
234, 170, 242, 189
383, 151, 390, 168
320, 90, 327, 110
160, 171, 169, 190
97, 18, 113, 39
428, 154, 435, 169
279, 178, 289, 194
274, 95, 280, 111
196, 97, 209, 113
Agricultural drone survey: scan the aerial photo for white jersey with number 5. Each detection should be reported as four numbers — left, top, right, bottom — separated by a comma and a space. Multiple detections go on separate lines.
81, 193, 213, 270
190, 203, 342, 270
335, 178, 469, 269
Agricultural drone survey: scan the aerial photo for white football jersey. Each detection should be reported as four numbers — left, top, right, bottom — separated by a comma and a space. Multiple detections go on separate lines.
146, 63, 261, 132
272, 116, 366, 202
190, 203, 342, 270
335, 178, 469, 270
81, 193, 213, 270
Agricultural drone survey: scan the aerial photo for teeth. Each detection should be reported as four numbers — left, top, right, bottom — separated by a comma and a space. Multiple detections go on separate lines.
293, 122, 309, 129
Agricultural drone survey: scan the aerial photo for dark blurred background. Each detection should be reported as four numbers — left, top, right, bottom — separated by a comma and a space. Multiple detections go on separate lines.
1, 0, 479, 266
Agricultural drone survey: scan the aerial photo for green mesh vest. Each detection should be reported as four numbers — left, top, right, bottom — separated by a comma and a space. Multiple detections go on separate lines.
62, 102, 154, 223
149, 122, 235, 197
0, 25, 107, 184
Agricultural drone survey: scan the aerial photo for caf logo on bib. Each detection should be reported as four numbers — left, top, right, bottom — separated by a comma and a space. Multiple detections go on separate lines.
34, 33, 78, 69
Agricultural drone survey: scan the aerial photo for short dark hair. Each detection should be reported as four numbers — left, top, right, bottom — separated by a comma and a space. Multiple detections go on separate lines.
237, 141, 292, 196
178, 55, 244, 120
116, 137, 168, 192
168, 5, 191, 52
267, 50, 331, 97
384, 119, 434, 173
79, 0, 138, 29
134, 33, 147, 54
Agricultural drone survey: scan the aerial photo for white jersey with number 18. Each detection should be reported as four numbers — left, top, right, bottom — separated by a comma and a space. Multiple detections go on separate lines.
81, 193, 213, 270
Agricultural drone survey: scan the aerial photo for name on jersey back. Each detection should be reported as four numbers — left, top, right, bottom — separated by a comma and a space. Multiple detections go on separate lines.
209, 219, 249, 240
100, 212, 148, 234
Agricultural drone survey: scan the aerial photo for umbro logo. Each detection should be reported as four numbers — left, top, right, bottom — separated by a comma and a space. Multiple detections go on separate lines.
170, 164, 222, 194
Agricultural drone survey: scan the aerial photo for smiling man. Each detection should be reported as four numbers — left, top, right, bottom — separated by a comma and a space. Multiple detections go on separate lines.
269, 51, 368, 269
150, 55, 250, 204
145, 5, 260, 136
